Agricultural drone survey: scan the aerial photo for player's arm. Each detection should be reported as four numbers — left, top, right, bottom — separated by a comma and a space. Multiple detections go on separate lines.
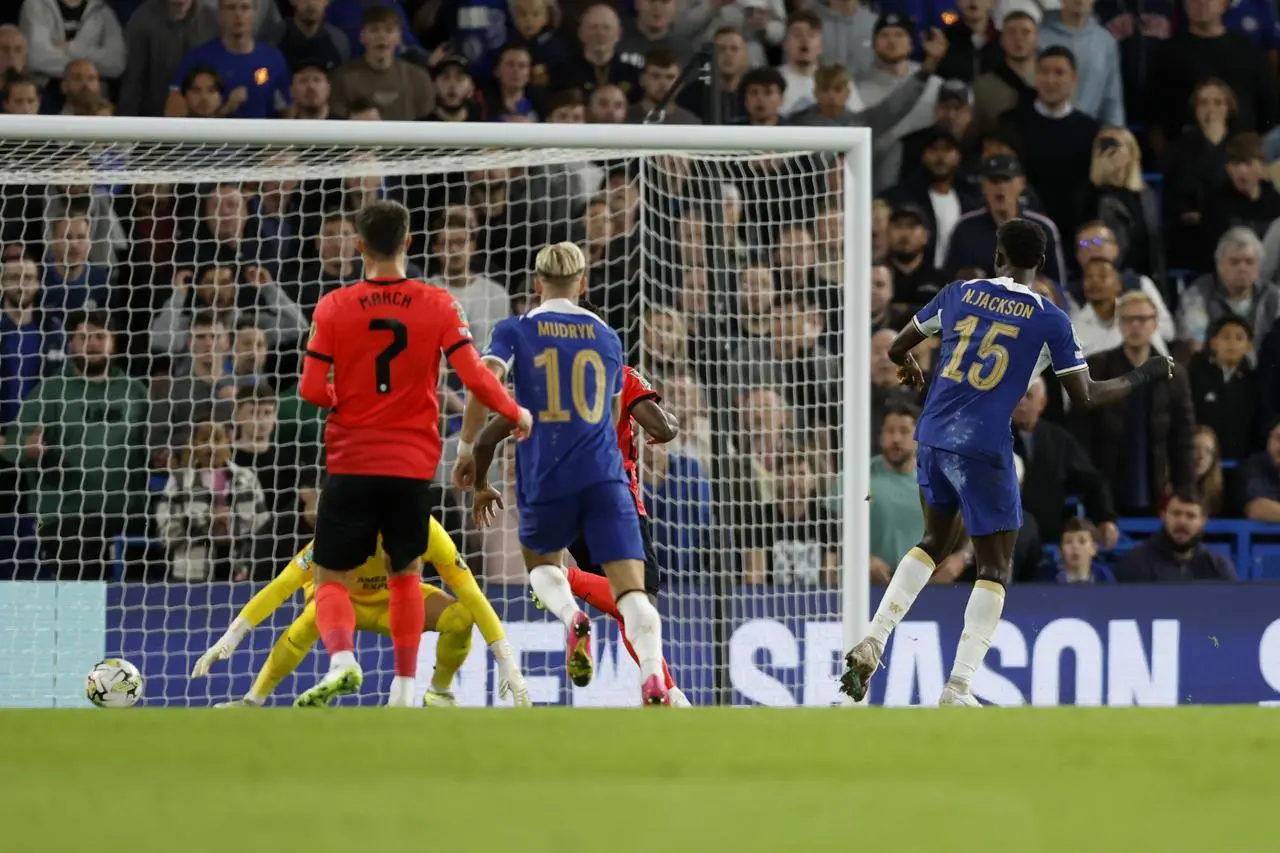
456, 358, 510, 491
632, 398, 679, 443
1054, 312, 1174, 409
454, 316, 528, 489
888, 310, 935, 391
459, 359, 509, 451
890, 284, 948, 389
473, 413, 515, 489
888, 320, 930, 363
299, 298, 338, 408
1059, 368, 1168, 409
191, 555, 309, 677
469, 414, 515, 527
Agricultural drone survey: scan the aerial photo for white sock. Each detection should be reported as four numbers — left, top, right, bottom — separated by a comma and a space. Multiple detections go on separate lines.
528, 565, 581, 628
244, 691, 266, 706
948, 580, 1006, 691
390, 675, 415, 700
617, 592, 663, 682
330, 650, 357, 671
867, 547, 936, 650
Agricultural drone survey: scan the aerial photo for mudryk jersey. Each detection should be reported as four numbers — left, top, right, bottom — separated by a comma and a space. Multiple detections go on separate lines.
483, 298, 628, 506
913, 277, 1087, 465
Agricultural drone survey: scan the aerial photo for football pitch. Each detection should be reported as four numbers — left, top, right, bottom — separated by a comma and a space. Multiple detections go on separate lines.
0, 707, 1273, 853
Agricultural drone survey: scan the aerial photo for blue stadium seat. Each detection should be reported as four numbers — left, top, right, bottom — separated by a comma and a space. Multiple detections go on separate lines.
1251, 544, 1280, 580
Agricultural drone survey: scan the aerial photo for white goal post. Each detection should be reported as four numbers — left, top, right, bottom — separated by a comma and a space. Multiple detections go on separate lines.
0, 116, 871, 708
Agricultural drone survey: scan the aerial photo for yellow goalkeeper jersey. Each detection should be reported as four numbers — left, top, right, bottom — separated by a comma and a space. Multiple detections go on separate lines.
238, 518, 463, 626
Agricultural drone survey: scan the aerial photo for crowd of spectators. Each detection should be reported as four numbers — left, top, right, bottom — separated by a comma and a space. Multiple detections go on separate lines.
0, 0, 1279, 587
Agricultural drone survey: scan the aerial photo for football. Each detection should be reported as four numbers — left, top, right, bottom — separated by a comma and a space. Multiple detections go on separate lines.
86, 659, 144, 708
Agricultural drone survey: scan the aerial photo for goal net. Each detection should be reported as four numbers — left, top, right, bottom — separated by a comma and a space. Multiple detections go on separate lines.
0, 118, 869, 708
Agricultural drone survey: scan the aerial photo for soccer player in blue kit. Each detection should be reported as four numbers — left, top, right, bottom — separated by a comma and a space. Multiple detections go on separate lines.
840, 219, 1175, 706
455, 242, 671, 706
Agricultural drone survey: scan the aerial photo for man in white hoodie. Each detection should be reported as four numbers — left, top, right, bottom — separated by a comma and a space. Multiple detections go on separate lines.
19, 0, 125, 86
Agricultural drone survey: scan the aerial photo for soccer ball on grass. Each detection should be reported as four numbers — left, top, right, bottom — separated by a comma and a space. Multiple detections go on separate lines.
86, 658, 144, 708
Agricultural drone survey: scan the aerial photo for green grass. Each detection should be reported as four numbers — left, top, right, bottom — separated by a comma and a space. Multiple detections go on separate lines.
0, 708, 1274, 853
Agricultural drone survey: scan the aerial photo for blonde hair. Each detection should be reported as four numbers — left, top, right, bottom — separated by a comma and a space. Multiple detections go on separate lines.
535, 241, 586, 290
1090, 127, 1145, 192
1115, 290, 1155, 313
814, 64, 851, 91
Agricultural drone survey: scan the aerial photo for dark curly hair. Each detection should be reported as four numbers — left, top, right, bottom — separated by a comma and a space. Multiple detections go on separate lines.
996, 218, 1047, 271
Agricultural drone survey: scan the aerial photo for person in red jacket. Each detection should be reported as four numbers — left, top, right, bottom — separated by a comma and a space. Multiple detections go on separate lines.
297, 199, 531, 708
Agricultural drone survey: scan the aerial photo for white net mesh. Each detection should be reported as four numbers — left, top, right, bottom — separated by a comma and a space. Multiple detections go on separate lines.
0, 132, 853, 707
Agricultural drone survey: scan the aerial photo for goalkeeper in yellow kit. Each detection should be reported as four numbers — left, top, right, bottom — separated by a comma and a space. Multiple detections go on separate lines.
191, 517, 530, 707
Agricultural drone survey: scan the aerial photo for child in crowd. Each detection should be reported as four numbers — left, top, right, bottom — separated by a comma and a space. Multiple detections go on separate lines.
1055, 517, 1116, 584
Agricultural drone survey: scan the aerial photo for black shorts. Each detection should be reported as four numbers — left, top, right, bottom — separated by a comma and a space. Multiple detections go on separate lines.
568, 514, 661, 596
312, 475, 434, 572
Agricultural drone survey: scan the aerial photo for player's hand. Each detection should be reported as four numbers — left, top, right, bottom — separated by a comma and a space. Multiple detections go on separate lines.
896, 353, 926, 391
452, 453, 477, 491
192, 636, 236, 678
472, 484, 505, 528
511, 407, 534, 442
1141, 355, 1175, 383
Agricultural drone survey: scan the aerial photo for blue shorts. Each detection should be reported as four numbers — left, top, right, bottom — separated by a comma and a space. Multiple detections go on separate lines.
519, 479, 646, 565
916, 445, 1023, 537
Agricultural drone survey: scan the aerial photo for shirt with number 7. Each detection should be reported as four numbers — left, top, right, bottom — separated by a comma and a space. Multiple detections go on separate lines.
300, 275, 521, 479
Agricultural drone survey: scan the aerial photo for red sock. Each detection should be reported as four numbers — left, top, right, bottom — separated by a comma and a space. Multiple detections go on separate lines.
567, 567, 622, 621
315, 581, 355, 656
387, 574, 424, 678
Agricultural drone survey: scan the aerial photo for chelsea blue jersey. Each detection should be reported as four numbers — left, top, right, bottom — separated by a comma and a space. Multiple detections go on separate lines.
913, 277, 1088, 465
484, 298, 627, 506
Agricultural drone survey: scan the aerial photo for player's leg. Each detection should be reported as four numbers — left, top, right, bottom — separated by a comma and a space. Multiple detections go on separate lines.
523, 544, 594, 687
567, 515, 686, 703
840, 446, 966, 702
220, 605, 322, 708
423, 587, 474, 706
564, 565, 678, 695
379, 478, 436, 707
519, 495, 594, 687
634, 516, 687, 705
302, 475, 378, 705
586, 482, 668, 705
939, 461, 1022, 707
427, 519, 528, 705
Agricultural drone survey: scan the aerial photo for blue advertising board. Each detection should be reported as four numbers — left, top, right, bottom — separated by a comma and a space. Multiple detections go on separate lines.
94, 583, 1280, 708
6, 582, 1280, 707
